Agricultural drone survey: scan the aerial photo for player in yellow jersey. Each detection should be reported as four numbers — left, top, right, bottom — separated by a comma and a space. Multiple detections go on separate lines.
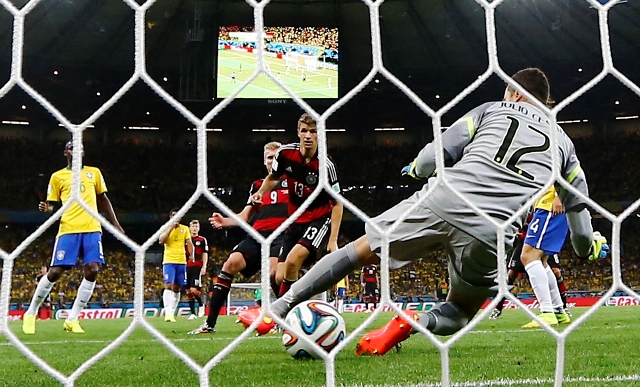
22, 141, 125, 335
159, 208, 194, 322
520, 187, 574, 327
334, 276, 349, 313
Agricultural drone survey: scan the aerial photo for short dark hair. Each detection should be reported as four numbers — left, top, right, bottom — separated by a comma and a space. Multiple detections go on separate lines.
169, 207, 180, 215
297, 113, 316, 130
509, 68, 550, 105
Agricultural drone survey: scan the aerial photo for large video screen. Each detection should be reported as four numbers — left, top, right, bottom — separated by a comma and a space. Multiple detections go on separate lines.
217, 26, 339, 99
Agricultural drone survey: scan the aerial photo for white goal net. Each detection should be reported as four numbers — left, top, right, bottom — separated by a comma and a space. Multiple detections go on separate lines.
1, 0, 639, 387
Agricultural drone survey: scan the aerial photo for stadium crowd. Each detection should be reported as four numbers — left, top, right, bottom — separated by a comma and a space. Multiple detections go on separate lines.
218, 26, 338, 50
1, 134, 640, 305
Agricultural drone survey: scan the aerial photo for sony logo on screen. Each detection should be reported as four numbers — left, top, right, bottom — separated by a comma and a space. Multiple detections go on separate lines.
268, 99, 287, 104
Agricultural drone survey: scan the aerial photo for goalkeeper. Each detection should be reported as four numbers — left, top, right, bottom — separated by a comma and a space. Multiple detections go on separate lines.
270, 67, 609, 356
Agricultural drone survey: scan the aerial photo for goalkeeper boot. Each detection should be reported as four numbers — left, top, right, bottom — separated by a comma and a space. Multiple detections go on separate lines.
521, 312, 558, 328
489, 309, 502, 319
63, 320, 85, 334
355, 311, 418, 356
22, 314, 36, 335
555, 309, 571, 325
236, 307, 262, 329
255, 315, 277, 336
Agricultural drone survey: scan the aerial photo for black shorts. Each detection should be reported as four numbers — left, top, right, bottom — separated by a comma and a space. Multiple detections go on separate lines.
364, 282, 378, 297
232, 232, 284, 278
278, 217, 331, 264
508, 238, 562, 273
186, 266, 202, 288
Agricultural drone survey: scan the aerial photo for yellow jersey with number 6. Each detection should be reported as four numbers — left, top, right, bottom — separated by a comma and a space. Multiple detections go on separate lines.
47, 166, 107, 237
162, 225, 191, 264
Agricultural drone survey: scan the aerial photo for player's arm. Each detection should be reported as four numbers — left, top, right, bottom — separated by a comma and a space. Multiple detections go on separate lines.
251, 173, 280, 204
200, 238, 209, 275
40, 174, 60, 213
210, 204, 257, 229
186, 236, 194, 261
158, 224, 176, 245
97, 193, 125, 234
558, 137, 608, 260
327, 201, 343, 253
326, 160, 343, 253
405, 105, 486, 179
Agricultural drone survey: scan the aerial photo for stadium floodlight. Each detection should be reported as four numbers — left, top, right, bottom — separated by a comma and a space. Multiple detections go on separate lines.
1, 120, 29, 125
374, 127, 404, 131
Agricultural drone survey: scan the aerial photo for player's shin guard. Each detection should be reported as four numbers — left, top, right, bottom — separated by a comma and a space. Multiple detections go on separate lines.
206, 271, 233, 328
418, 302, 468, 336
271, 242, 360, 318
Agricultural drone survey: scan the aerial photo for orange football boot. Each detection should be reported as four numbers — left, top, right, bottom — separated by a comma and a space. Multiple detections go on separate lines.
356, 310, 419, 356
236, 307, 276, 336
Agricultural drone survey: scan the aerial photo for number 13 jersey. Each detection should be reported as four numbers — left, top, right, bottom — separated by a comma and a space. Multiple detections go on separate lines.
271, 143, 340, 224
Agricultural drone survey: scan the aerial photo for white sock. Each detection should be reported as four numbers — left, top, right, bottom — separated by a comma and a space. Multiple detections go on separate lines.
337, 299, 344, 313
525, 260, 553, 313
67, 279, 95, 322
545, 266, 564, 310
26, 275, 55, 316
163, 289, 175, 317
173, 291, 181, 316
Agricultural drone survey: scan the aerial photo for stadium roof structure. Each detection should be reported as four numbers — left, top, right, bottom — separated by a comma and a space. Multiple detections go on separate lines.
0, 0, 638, 132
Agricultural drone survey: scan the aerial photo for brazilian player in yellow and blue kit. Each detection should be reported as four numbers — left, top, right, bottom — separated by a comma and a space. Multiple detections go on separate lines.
22, 141, 124, 335
520, 187, 570, 327
159, 208, 194, 322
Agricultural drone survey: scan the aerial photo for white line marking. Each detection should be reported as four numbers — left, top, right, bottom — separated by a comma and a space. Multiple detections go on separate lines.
345, 374, 640, 387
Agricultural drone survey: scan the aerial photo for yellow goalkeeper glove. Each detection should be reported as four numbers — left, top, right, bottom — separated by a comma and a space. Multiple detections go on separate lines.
589, 231, 609, 260
401, 159, 420, 180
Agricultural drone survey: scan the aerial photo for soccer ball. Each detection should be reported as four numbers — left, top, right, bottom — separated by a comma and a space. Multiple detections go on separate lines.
282, 300, 346, 359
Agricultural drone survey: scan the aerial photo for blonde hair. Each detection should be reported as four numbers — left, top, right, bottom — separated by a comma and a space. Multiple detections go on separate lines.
264, 141, 282, 153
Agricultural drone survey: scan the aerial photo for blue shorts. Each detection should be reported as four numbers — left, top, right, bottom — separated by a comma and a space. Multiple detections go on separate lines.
50, 232, 104, 267
524, 209, 569, 256
337, 287, 346, 298
163, 264, 187, 286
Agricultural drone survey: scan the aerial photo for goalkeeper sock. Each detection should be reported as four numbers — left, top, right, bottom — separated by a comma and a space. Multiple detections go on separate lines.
525, 260, 553, 313
271, 242, 360, 318
206, 271, 233, 328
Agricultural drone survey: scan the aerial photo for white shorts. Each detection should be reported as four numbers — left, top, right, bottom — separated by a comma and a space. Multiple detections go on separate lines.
365, 190, 499, 300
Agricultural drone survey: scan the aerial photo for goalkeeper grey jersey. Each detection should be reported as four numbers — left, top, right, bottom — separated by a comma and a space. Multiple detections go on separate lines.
415, 101, 588, 250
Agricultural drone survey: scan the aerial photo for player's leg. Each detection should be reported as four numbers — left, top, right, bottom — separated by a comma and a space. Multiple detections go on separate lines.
279, 244, 311, 296
162, 264, 178, 322
64, 233, 103, 333
271, 235, 378, 318
357, 219, 495, 356
23, 234, 79, 334
269, 234, 285, 296
279, 219, 331, 296
190, 240, 254, 334
550, 258, 568, 311
493, 242, 525, 319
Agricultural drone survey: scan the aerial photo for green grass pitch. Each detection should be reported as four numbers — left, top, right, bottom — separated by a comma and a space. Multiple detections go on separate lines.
216, 50, 338, 99
2, 307, 639, 386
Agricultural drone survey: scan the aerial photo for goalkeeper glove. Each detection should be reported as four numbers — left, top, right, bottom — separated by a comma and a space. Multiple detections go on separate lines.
401, 159, 420, 180
589, 231, 610, 260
